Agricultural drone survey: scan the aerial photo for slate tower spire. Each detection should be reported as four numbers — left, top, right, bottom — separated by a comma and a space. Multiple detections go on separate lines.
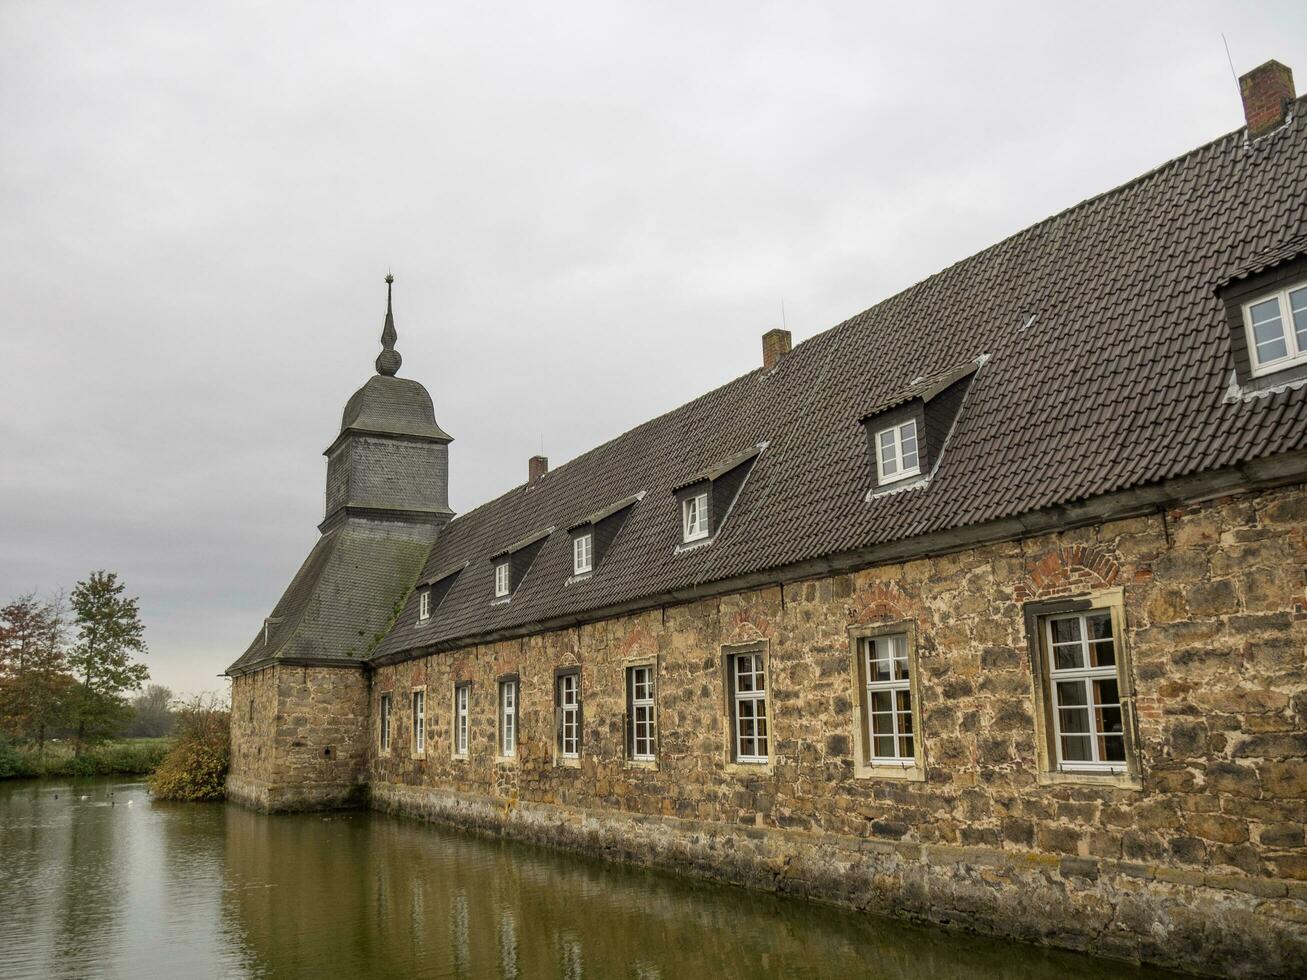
376, 273, 401, 377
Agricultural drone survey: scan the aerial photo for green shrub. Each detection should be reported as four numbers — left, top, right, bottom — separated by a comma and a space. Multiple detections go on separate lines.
149, 698, 229, 801
0, 737, 39, 778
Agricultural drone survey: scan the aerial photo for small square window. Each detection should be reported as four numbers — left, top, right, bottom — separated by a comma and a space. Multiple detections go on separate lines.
1242, 280, 1307, 376
418, 590, 431, 621
682, 492, 709, 542
573, 533, 593, 575
494, 561, 510, 598
875, 420, 921, 484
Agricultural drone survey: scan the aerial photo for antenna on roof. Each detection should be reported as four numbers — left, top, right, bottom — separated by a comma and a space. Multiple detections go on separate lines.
1221, 34, 1243, 114
781, 298, 788, 330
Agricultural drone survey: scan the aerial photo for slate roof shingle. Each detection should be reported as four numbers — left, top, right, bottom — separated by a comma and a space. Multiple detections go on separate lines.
368, 101, 1307, 662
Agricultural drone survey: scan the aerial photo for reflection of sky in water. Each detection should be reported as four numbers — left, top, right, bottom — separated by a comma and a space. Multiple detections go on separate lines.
0, 779, 1183, 979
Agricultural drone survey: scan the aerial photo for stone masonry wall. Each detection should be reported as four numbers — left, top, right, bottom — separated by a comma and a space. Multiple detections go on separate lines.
368, 483, 1307, 977
228, 664, 370, 811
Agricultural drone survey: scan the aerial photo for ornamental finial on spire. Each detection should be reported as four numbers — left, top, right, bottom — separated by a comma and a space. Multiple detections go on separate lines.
376, 272, 401, 376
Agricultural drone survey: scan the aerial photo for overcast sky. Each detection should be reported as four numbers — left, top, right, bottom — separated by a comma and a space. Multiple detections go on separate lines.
2, 1, 1304, 698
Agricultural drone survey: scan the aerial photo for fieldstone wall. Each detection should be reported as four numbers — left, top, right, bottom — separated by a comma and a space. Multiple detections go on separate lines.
368, 483, 1307, 977
228, 664, 370, 811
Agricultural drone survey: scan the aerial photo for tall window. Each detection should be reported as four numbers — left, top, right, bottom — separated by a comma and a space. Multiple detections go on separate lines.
556, 671, 580, 760
573, 533, 593, 575
1243, 280, 1307, 375
682, 492, 709, 542
454, 683, 470, 757
418, 590, 431, 621
728, 651, 768, 763
494, 561, 510, 598
863, 634, 914, 761
411, 689, 425, 755
1045, 610, 1125, 771
379, 693, 392, 752
499, 679, 517, 758
626, 665, 656, 761
875, 420, 920, 483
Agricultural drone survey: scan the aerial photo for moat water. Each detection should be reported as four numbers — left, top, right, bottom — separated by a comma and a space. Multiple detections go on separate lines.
0, 779, 1182, 980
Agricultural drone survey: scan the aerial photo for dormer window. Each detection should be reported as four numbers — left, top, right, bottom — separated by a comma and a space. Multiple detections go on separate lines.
859, 358, 982, 498
1243, 280, 1307, 376
682, 492, 710, 542
489, 526, 553, 601
418, 590, 431, 621
573, 532, 593, 575
875, 420, 920, 484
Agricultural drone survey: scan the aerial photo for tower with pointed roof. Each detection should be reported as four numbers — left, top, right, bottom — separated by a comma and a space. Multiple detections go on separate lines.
225, 277, 452, 810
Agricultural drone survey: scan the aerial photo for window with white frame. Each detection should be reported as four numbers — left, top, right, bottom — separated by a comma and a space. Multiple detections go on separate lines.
453, 683, 469, 757
1044, 610, 1126, 771
379, 693, 392, 752
728, 651, 768, 763
418, 590, 431, 621
862, 634, 914, 762
875, 419, 921, 483
556, 671, 580, 759
626, 665, 656, 761
682, 491, 709, 542
411, 689, 425, 755
1243, 280, 1307, 375
573, 533, 593, 575
494, 561, 510, 598
499, 679, 517, 758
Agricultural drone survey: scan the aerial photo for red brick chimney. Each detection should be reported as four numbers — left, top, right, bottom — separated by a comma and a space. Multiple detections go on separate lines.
762, 328, 792, 369
529, 455, 548, 482
1239, 60, 1296, 138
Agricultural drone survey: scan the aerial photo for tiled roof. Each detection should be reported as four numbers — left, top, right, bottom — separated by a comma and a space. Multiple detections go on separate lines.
372, 100, 1307, 662
228, 520, 437, 674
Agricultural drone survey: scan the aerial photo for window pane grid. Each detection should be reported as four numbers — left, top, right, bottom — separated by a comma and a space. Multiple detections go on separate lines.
864, 635, 914, 762
412, 690, 425, 753
454, 685, 469, 756
559, 673, 580, 758
500, 681, 516, 757
629, 666, 656, 760
573, 534, 593, 575
875, 420, 922, 483
1046, 612, 1125, 771
418, 591, 431, 620
683, 493, 709, 541
732, 653, 768, 762
1245, 282, 1307, 371
494, 562, 510, 597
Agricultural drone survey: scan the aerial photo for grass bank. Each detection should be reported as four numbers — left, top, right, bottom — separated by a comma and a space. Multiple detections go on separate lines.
0, 738, 173, 780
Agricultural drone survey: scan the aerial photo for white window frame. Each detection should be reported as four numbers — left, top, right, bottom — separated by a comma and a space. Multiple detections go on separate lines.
453, 683, 469, 758
730, 651, 768, 764
682, 491, 709, 542
494, 561, 510, 598
418, 590, 431, 622
874, 419, 921, 484
1045, 610, 1127, 773
573, 532, 593, 575
379, 692, 392, 753
411, 688, 426, 756
557, 671, 580, 760
1242, 279, 1307, 376
628, 664, 656, 761
863, 634, 914, 762
499, 679, 517, 758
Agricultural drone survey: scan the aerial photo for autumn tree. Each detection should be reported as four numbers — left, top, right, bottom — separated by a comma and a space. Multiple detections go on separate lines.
67, 571, 149, 753
0, 592, 75, 749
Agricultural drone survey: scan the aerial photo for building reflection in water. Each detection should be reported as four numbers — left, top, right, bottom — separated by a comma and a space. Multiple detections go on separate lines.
219, 804, 1163, 980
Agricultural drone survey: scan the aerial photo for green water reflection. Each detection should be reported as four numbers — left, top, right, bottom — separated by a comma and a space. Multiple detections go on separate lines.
0, 779, 1180, 979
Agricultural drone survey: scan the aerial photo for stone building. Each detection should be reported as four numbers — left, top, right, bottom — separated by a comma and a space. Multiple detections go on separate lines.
227, 63, 1307, 976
